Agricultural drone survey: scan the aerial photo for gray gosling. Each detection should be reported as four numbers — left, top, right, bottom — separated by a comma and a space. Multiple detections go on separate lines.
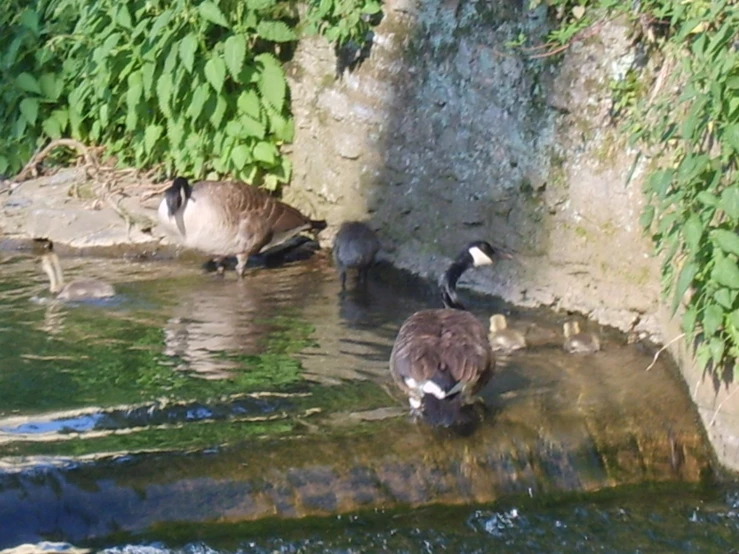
488, 314, 527, 353
333, 221, 380, 290
41, 247, 115, 301
563, 320, 601, 354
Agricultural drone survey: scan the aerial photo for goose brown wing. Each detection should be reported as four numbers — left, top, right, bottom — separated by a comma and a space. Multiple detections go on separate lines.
390, 309, 493, 392
192, 181, 308, 230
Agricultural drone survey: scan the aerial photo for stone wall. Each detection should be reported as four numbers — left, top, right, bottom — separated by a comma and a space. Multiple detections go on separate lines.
283, 0, 660, 336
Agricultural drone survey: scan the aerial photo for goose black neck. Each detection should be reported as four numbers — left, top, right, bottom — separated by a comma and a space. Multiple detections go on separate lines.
439, 253, 473, 310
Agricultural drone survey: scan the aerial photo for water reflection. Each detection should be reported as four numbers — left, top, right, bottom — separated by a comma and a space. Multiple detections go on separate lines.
0, 248, 719, 551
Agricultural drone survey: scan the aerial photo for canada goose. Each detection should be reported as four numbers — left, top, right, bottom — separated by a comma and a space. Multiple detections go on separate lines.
158, 177, 327, 276
333, 221, 381, 290
488, 314, 527, 353
38, 242, 115, 301
389, 241, 511, 427
563, 320, 601, 354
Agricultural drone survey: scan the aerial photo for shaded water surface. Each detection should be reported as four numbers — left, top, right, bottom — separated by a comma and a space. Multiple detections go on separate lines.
0, 248, 729, 551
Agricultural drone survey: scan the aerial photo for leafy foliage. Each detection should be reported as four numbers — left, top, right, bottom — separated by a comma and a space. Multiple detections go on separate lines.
538, 0, 739, 379
0, 0, 382, 187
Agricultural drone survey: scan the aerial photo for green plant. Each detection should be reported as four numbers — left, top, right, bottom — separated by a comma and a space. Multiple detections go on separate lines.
0, 0, 381, 187
540, 0, 739, 379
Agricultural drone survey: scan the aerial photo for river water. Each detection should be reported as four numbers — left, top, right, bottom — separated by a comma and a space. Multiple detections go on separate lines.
0, 245, 736, 552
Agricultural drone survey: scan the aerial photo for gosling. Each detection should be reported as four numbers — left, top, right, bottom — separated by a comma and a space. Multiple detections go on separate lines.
563, 320, 601, 354
488, 314, 527, 353
332, 221, 380, 290
39, 242, 115, 301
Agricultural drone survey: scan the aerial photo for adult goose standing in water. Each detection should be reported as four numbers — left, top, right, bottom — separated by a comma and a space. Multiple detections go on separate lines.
158, 177, 327, 276
37, 240, 115, 301
390, 241, 511, 427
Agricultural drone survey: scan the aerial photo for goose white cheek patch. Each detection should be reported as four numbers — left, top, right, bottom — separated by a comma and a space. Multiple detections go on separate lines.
469, 246, 494, 266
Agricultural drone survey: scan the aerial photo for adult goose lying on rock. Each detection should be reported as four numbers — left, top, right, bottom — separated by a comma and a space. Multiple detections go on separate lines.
332, 221, 380, 290
158, 177, 327, 276
488, 313, 527, 353
389, 241, 511, 427
563, 320, 601, 354
37, 240, 115, 301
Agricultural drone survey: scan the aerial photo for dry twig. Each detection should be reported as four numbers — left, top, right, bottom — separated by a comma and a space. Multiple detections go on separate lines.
645, 332, 686, 371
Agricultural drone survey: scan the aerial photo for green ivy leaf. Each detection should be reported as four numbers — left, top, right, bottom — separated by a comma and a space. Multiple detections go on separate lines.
714, 288, 737, 309
725, 124, 739, 154
142, 62, 156, 98
198, 1, 230, 28
127, 70, 143, 108
253, 141, 276, 164
362, 0, 382, 14
237, 90, 261, 118
209, 94, 227, 128
729, 309, 739, 330
695, 342, 712, 372
224, 34, 246, 81
712, 229, 739, 256
240, 115, 265, 138
157, 72, 174, 116
683, 213, 703, 253
682, 304, 698, 334
42, 113, 63, 139
144, 124, 163, 154
150, 10, 174, 37
231, 144, 251, 169
646, 168, 673, 201
256, 20, 297, 42
719, 187, 739, 220
116, 5, 133, 29
256, 53, 286, 111
263, 173, 279, 190
19, 98, 39, 126
704, 303, 724, 336
16, 73, 41, 94
187, 83, 211, 121
179, 33, 198, 73
671, 261, 698, 315
39, 73, 62, 101
19, 8, 39, 34
639, 205, 655, 229
708, 336, 725, 366
204, 57, 227, 93
276, 155, 292, 182
247, 0, 277, 9
696, 190, 719, 206
712, 257, 739, 289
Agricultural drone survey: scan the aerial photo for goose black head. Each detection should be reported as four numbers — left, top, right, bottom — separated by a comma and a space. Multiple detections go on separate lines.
165, 177, 191, 217
441, 241, 512, 310
460, 240, 512, 267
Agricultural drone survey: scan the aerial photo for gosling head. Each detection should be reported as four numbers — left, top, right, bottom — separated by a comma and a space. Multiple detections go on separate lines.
463, 241, 512, 268
489, 314, 509, 333
563, 320, 582, 338
164, 176, 191, 217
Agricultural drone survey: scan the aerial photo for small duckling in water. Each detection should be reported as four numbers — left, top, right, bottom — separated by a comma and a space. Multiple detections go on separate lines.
563, 320, 601, 354
39, 242, 115, 301
333, 221, 380, 290
488, 314, 527, 353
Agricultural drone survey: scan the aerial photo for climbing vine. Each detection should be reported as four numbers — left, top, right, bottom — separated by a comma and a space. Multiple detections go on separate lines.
522, 0, 739, 379
0, 0, 381, 187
